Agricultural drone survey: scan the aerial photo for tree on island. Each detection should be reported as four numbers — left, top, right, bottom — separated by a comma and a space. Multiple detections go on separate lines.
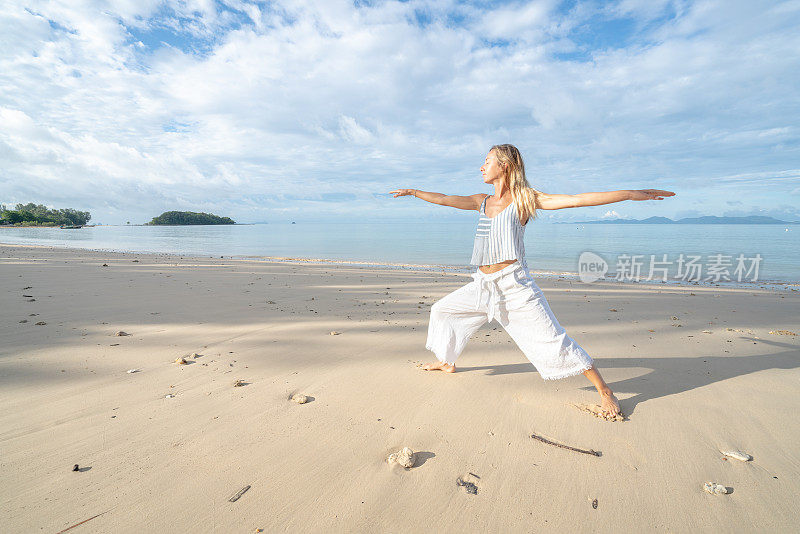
147, 211, 235, 225
0, 203, 91, 226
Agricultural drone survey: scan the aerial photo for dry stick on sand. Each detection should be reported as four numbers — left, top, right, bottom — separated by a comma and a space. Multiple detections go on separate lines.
530, 433, 601, 457
228, 485, 251, 502
55, 510, 111, 534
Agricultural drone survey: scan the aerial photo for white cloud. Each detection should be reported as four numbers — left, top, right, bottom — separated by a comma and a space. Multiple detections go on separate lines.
338, 115, 374, 144
0, 0, 798, 223
478, 0, 556, 41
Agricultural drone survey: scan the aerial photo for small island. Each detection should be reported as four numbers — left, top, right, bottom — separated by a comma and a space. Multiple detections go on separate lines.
0, 203, 91, 227
147, 211, 235, 225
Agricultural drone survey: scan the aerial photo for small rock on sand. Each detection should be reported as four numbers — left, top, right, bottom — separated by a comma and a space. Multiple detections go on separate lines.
175, 357, 188, 365
115, 331, 131, 336
291, 393, 308, 404
191, 352, 201, 358
573, 403, 624, 422
233, 379, 245, 387
126, 368, 141, 374
35, 321, 46, 326
456, 477, 478, 494
720, 450, 752, 462
704, 482, 729, 495
329, 331, 341, 335
387, 447, 416, 468
165, 394, 175, 399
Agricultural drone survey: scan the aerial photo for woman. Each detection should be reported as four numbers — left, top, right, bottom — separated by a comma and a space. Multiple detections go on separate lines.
390, 144, 675, 417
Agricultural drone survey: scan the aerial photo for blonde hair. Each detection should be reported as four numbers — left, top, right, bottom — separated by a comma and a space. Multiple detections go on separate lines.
490, 144, 541, 224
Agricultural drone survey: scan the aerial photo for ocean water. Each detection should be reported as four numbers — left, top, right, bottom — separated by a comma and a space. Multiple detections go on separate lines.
1, 221, 797, 287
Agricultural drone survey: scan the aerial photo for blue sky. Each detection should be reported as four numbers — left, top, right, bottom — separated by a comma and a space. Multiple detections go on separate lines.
1, 0, 799, 224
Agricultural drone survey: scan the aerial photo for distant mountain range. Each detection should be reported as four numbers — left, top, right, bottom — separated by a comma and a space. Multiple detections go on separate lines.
560, 215, 798, 225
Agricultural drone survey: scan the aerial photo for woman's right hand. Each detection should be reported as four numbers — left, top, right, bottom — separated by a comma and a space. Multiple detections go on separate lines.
389, 189, 415, 198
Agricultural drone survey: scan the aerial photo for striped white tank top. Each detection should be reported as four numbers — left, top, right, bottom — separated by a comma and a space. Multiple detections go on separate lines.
470, 195, 527, 268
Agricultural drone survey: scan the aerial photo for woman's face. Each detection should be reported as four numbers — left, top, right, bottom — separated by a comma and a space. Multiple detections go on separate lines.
480, 150, 505, 184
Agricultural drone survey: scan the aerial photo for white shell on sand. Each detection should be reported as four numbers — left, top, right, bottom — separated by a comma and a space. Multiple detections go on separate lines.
291, 393, 308, 404
329, 331, 341, 336
191, 352, 200, 358
165, 394, 175, 399
704, 482, 729, 495
721, 450, 752, 462
387, 447, 416, 468
126, 368, 140, 373
175, 357, 188, 365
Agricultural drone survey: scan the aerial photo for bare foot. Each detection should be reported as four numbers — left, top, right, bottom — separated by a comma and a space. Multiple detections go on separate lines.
600, 390, 620, 417
421, 361, 456, 373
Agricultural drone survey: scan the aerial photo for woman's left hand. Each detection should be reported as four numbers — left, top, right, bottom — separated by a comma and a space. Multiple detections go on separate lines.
629, 189, 676, 201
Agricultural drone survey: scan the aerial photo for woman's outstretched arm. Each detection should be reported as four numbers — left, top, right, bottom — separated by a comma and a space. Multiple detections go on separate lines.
536, 189, 675, 210
389, 189, 486, 211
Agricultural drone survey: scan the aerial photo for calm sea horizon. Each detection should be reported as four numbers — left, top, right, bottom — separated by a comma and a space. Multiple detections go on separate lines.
2, 221, 797, 290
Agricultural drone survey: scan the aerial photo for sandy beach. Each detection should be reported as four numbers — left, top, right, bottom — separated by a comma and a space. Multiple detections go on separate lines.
1, 243, 798, 533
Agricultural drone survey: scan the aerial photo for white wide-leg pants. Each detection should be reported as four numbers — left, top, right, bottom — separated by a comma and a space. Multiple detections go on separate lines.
425, 261, 594, 380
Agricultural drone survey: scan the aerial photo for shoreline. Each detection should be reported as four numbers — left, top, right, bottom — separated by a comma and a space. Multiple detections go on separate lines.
2, 241, 797, 292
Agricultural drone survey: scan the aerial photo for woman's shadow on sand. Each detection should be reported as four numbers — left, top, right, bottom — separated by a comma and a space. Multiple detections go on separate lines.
459, 336, 800, 416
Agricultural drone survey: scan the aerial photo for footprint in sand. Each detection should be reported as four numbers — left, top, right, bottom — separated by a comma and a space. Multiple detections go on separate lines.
573, 403, 625, 422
